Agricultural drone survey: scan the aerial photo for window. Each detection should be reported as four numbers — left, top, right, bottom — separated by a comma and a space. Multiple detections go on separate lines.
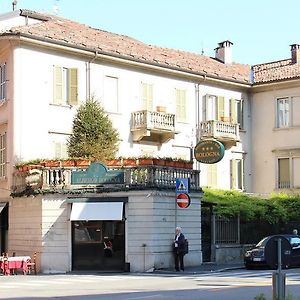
207, 164, 217, 188
53, 66, 78, 106
0, 133, 6, 178
104, 76, 118, 112
53, 141, 68, 159
141, 82, 153, 111
230, 98, 244, 129
278, 158, 290, 188
0, 63, 6, 101
204, 95, 225, 121
277, 97, 290, 128
230, 159, 244, 190
176, 89, 187, 122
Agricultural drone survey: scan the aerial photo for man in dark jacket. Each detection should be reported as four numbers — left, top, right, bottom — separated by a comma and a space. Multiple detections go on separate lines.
173, 226, 185, 271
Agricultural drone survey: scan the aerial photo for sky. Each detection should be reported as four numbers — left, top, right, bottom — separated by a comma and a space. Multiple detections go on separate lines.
0, 0, 300, 65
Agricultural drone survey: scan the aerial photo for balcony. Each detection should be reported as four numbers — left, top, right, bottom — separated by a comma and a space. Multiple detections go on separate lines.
198, 120, 240, 149
131, 110, 176, 143
12, 161, 200, 195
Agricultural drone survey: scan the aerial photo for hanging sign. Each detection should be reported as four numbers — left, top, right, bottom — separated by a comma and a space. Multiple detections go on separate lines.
194, 139, 225, 164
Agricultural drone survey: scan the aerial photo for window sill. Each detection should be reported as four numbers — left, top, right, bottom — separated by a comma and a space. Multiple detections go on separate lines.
273, 125, 300, 131
49, 103, 76, 109
0, 99, 7, 107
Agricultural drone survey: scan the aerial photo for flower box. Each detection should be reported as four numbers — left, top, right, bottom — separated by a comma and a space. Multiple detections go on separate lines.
75, 159, 91, 167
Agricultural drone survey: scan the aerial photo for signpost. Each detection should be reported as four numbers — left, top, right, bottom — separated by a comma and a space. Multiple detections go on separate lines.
175, 178, 190, 227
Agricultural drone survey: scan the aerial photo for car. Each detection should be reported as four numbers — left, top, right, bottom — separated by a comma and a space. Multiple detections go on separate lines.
244, 234, 300, 269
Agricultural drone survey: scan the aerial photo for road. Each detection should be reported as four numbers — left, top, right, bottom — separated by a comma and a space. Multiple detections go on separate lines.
0, 268, 299, 300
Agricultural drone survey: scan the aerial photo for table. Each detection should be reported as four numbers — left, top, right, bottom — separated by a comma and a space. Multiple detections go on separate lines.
0, 256, 31, 275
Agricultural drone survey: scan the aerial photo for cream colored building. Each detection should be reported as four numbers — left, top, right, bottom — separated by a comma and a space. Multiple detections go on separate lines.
0, 9, 299, 272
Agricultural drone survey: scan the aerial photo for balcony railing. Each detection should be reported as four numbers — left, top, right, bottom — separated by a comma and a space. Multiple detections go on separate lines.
198, 120, 240, 148
12, 164, 200, 194
131, 110, 176, 142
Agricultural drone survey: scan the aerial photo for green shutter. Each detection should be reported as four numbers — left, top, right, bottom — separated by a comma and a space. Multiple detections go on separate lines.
230, 98, 237, 123
141, 83, 153, 111
207, 164, 217, 188
231, 159, 237, 189
176, 89, 186, 122
53, 66, 63, 104
68, 68, 78, 105
217, 96, 225, 121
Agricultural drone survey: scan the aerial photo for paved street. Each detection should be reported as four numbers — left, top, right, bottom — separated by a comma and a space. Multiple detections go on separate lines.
1, 268, 300, 300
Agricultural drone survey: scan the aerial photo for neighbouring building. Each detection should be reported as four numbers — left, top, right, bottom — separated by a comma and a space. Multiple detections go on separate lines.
0, 8, 299, 272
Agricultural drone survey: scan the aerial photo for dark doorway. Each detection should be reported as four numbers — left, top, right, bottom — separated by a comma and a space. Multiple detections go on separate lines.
201, 203, 213, 262
72, 220, 125, 271
0, 203, 8, 254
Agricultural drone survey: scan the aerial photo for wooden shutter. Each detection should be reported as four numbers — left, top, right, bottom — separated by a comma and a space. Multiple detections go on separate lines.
207, 164, 217, 188
142, 83, 153, 111
230, 159, 237, 189
68, 68, 78, 105
230, 98, 237, 123
217, 96, 225, 121
176, 89, 186, 122
53, 66, 63, 104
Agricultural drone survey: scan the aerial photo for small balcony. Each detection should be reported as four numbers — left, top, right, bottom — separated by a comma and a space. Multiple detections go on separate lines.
131, 110, 177, 143
198, 120, 240, 148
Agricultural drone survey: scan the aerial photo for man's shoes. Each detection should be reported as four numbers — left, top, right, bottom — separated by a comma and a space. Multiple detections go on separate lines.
175, 269, 180, 272
181, 269, 184, 271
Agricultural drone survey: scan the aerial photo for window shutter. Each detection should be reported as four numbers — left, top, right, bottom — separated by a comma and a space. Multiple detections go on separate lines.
54, 142, 62, 158
207, 164, 217, 188
68, 68, 78, 106
53, 66, 63, 104
230, 98, 237, 123
231, 159, 237, 189
141, 83, 153, 111
217, 96, 225, 120
176, 89, 186, 122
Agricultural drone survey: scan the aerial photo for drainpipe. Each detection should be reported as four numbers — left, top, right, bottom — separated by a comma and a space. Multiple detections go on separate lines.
86, 51, 99, 100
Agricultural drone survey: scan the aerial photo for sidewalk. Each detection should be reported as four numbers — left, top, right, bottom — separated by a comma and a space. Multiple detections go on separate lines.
154, 262, 245, 275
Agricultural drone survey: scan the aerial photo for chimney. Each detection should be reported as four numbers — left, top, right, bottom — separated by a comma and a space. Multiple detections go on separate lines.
215, 40, 233, 64
290, 44, 300, 64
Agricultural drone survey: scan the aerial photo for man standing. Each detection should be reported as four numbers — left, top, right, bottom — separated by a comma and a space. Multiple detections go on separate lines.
174, 226, 185, 271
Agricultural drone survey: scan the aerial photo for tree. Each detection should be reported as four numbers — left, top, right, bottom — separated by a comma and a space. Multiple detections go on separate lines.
67, 98, 119, 161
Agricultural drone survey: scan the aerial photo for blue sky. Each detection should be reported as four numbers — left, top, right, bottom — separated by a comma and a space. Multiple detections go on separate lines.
0, 0, 299, 65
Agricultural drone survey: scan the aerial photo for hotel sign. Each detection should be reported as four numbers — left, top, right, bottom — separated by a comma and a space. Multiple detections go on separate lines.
71, 162, 124, 185
194, 139, 225, 164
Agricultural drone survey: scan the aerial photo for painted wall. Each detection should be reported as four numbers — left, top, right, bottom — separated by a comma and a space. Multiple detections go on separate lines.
252, 85, 300, 194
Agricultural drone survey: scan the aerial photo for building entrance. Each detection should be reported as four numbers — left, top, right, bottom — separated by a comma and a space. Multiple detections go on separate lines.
72, 220, 125, 271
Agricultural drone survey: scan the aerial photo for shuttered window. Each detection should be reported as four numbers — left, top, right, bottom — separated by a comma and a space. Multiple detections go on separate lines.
176, 89, 187, 122
230, 159, 244, 190
217, 96, 225, 121
104, 76, 119, 112
207, 164, 217, 188
0, 63, 6, 101
277, 98, 290, 128
0, 133, 6, 178
141, 83, 153, 111
53, 141, 68, 159
53, 66, 78, 106
230, 98, 237, 123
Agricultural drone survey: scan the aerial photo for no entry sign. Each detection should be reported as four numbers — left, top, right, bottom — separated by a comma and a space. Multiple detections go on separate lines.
176, 193, 191, 208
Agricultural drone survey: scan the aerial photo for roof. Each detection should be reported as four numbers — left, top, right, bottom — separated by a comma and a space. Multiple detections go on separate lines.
1, 10, 251, 85
2, 9, 300, 86
252, 59, 300, 84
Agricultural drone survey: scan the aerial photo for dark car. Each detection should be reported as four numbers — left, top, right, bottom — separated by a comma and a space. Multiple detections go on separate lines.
244, 234, 300, 269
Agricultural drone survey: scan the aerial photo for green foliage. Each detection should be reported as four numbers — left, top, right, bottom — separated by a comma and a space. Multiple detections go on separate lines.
253, 294, 266, 300
67, 98, 119, 161
203, 189, 300, 224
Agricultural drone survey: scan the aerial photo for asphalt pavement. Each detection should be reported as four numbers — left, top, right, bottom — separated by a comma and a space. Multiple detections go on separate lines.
154, 262, 245, 275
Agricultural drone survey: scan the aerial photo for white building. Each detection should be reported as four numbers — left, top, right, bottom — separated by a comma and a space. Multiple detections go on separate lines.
0, 9, 299, 272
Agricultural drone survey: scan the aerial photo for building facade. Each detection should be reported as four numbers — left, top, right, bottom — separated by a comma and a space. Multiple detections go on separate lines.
0, 9, 299, 272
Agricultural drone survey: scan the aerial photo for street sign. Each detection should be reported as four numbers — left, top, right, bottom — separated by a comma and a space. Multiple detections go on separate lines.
176, 193, 191, 208
176, 178, 190, 194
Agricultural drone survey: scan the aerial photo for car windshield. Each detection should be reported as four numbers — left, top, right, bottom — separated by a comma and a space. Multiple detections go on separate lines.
256, 237, 269, 247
